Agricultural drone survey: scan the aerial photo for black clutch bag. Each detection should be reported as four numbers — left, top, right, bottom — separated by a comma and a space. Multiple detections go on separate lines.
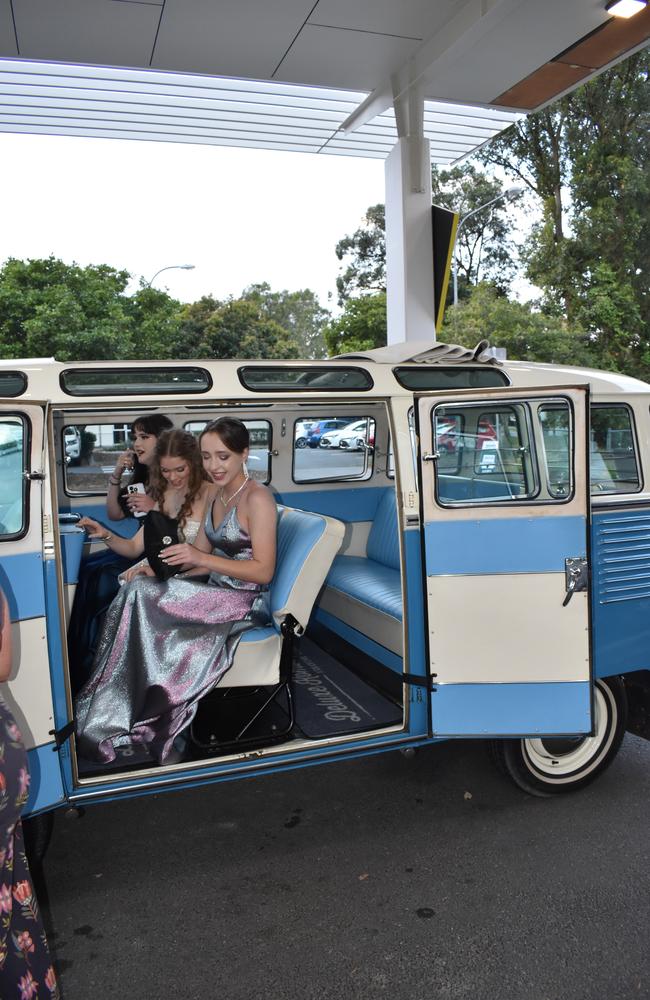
143, 510, 180, 581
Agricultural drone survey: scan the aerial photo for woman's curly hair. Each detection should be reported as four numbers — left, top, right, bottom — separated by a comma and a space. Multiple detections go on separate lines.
149, 430, 207, 534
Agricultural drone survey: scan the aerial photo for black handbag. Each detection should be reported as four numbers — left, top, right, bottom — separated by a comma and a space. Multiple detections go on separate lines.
143, 510, 180, 580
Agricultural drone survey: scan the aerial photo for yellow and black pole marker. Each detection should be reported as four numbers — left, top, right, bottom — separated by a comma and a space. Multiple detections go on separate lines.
431, 204, 459, 333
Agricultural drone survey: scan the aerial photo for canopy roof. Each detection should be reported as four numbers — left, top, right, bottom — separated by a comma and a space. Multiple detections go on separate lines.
1, 1, 649, 162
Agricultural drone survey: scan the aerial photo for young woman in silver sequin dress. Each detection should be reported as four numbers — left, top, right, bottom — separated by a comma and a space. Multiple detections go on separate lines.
75, 418, 277, 765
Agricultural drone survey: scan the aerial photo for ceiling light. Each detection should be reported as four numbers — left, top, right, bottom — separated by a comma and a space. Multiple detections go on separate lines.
606, 0, 647, 18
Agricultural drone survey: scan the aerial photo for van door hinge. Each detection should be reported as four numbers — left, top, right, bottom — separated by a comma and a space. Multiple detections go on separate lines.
49, 720, 75, 748
402, 672, 434, 690
24, 469, 45, 481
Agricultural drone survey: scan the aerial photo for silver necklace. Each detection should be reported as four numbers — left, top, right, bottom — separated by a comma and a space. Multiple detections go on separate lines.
220, 474, 250, 507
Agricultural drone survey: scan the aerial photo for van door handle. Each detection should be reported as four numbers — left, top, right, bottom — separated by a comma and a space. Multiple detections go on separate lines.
563, 557, 588, 606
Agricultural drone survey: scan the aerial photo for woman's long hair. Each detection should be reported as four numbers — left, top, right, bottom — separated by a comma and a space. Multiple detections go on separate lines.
119, 414, 174, 516
149, 430, 207, 533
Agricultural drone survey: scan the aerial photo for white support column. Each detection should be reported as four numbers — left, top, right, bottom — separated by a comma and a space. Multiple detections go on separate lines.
385, 136, 436, 346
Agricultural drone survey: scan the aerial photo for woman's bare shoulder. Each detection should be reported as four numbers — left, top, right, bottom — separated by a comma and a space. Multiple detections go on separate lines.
246, 481, 278, 513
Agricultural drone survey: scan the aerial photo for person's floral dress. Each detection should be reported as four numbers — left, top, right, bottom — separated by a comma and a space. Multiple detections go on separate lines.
0, 694, 59, 999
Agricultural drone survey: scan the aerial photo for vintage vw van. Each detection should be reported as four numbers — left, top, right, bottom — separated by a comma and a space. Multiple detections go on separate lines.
1, 342, 649, 840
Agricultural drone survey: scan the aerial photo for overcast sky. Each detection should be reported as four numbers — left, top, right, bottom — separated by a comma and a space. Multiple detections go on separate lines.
0, 132, 387, 308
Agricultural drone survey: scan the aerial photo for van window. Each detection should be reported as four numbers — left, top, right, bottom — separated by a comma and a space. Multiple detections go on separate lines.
0, 372, 27, 397
293, 416, 375, 483
63, 422, 136, 495
184, 420, 272, 483
433, 402, 538, 505
238, 366, 372, 391
538, 401, 572, 499
590, 405, 640, 494
60, 367, 212, 396
0, 416, 27, 537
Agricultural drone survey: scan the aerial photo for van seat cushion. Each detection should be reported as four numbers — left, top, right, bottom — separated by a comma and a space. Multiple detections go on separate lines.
326, 555, 402, 622
365, 490, 400, 571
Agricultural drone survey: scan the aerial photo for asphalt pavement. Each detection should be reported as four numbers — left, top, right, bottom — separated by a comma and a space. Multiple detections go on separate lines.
41, 733, 650, 1000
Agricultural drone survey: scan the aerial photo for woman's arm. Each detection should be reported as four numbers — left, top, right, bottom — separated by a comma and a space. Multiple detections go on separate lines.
163, 489, 277, 585
105, 448, 135, 520
78, 517, 145, 560
0, 587, 13, 682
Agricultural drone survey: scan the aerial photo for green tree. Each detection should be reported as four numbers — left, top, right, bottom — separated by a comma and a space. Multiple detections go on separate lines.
324, 293, 387, 356
240, 283, 329, 357
125, 285, 184, 360
0, 256, 134, 360
443, 284, 592, 365
335, 205, 386, 305
481, 50, 650, 378
198, 300, 301, 359
334, 166, 518, 308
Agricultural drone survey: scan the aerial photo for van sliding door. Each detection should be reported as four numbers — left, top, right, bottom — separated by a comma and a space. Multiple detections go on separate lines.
416, 385, 592, 737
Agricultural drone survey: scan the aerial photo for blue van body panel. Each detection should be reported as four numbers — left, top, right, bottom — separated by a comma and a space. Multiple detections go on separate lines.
432, 682, 592, 736
25, 743, 66, 816
424, 515, 586, 575
591, 507, 650, 678
1, 552, 45, 620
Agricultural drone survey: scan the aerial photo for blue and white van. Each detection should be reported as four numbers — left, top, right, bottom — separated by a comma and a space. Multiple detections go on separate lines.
2, 342, 649, 841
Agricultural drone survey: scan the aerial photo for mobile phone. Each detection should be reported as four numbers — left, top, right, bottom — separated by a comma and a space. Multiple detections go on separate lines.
126, 482, 147, 517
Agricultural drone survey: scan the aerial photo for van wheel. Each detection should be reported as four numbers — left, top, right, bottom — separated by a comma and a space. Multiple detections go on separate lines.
489, 677, 627, 797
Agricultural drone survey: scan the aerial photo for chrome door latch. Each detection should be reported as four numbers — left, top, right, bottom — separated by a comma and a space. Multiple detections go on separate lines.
563, 557, 588, 606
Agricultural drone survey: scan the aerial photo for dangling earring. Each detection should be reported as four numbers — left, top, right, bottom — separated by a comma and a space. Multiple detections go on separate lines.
242, 461, 248, 476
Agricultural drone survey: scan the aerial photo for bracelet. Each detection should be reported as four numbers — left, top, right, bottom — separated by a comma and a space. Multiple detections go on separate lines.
108, 477, 121, 486
104, 532, 113, 542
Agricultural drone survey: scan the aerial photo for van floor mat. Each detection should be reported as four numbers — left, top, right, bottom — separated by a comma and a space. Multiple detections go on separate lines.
293, 637, 402, 739
76, 742, 157, 775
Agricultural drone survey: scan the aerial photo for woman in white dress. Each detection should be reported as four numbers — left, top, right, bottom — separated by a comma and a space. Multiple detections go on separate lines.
77, 429, 213, 575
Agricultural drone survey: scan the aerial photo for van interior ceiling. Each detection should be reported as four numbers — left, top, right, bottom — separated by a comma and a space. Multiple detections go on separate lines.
54, 400, 406, 778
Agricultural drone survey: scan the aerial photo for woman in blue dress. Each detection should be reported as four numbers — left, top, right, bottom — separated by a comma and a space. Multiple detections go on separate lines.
75, 418, 278, 765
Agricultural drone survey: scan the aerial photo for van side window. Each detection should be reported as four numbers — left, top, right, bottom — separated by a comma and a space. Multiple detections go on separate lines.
538, 402, 572, 498
0, 416, 27, 537
433, 402, 538, 505
185, 420, 272, 483
590, 405, 640, 494
293, 416, 375, 484
63, 422, 131, 495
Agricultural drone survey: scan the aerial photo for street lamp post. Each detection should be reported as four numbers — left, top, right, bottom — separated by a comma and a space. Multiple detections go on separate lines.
452, 186, 524, 307
145, 264, 195, 288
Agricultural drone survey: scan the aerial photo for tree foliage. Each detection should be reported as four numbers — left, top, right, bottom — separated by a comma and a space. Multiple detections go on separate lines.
335, 204, 386, 305
324, 293, 387, 356
443, 284, 592, 366
481, 50, 650, 378
0, 258, 320, 362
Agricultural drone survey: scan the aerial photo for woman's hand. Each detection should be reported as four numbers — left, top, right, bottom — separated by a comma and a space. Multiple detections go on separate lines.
78, 516, 107, 539
161, 542, 206, 570
125, 492, 155, 516
113, 448, 136, 479
122, 563, 155, 583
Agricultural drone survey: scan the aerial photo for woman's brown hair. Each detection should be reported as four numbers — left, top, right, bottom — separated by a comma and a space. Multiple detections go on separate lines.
149, 430, 207, 533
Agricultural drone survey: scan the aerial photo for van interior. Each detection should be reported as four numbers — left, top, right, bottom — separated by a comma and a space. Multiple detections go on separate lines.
53, 399, 407, 780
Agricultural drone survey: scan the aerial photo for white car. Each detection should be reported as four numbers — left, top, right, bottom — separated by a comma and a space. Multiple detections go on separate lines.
294, 420, 316, 449
64, 427, 81, 462
319, 420, 369, 449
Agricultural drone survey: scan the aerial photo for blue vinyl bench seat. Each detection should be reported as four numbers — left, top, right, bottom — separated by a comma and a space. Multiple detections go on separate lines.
318, 489, 403, 659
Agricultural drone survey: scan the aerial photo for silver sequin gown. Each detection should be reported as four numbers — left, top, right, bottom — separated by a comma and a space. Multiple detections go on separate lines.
75, 503, 271, 763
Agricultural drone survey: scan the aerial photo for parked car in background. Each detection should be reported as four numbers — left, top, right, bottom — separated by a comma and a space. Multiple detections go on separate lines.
336, 420, 376, 451
320, 420, 368, 449
294, 420, 316, 449
64, 426, 81, 463
307, 418, 353, 448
